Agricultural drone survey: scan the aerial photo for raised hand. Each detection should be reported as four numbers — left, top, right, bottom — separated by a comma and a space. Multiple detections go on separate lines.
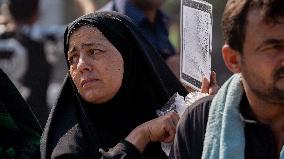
125, 112, 180, 153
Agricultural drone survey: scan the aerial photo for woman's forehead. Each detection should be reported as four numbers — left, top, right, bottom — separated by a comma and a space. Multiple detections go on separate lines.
70, 25, 99, 37
68, 26, 107, 45
68, 26, 114, 51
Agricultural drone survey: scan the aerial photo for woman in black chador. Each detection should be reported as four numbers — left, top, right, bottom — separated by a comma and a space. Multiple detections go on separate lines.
0, 69, 42, 159
41, 11, 189, 159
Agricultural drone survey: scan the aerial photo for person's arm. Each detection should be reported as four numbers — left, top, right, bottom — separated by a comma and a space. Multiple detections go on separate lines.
100, 112, 179, 159
99, 140, 142, 159
74, 0, 96, 15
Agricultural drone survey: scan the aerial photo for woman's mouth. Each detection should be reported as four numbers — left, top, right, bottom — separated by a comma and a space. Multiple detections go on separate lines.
81, 78, 98, 88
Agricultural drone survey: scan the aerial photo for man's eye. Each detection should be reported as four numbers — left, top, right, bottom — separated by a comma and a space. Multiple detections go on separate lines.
261, 43, 284, 53
262, 45, 284, 54
273, 44, 284, 51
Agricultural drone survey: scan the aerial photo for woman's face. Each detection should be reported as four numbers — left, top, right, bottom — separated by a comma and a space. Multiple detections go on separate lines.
68, 26, 124, 104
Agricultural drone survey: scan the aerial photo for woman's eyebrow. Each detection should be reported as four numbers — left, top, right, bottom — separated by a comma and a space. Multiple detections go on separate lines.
68, 43, 97, 55
81, 42, 106, 48
68, 47, 77, 56
68, 42, 107, 55
82, 42, 96, 47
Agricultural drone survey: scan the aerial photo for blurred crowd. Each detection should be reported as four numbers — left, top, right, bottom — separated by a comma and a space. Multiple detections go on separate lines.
0, 0, 283, 159
0, 0, 227, 126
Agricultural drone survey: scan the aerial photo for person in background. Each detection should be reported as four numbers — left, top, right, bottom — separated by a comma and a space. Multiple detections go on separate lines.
171, 0, 284, 158
4, 0, 52, 127
101, 0, 176, 60
40, 12, 218, 159
0, 68, 42, 159
0, 0, 97, 126
75, 0, 96, 15
101, 0, 219, 93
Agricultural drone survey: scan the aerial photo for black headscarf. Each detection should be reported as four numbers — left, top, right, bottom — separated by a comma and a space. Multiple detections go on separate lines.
41, 11, 187, 159
0, 69, 42, 158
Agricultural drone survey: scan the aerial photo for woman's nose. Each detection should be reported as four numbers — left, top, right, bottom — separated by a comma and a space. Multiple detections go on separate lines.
77, 54, 92, 72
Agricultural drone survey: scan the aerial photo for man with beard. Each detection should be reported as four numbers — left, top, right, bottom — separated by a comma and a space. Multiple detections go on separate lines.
101, 0, 176, 60
170, 0, 284, 158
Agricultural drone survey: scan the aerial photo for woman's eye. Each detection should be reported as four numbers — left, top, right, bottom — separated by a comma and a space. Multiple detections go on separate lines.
89, 49, 102, 56
68, 55, 78, 64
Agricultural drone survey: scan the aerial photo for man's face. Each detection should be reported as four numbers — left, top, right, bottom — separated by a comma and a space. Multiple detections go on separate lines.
241, 9, 284, 104
132, 0, 165, 10
68, 26, 124, 104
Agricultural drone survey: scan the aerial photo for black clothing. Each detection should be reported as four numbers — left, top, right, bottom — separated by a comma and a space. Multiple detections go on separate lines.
170, 95, 280, 159
41, 11, 187, 159
169, 95, 213, 159
0, 69, 42, 158
99, 140, 142, 159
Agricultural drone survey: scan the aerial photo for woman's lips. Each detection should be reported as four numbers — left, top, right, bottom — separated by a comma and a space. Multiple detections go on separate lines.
81, 78, 98, 88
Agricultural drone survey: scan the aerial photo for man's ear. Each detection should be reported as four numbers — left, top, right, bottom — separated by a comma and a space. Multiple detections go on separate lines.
222, 44, 241, 73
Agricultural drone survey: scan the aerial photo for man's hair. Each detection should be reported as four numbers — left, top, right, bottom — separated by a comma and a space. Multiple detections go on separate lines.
8, 0, 39, 23
222, 0, 284, 53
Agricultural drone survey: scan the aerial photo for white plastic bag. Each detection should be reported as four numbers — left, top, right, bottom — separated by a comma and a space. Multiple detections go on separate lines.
156, 93, 185, 156
156, 92, 208, 156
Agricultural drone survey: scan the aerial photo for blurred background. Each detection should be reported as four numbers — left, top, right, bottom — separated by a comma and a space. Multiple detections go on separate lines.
0, 0, 230, 111
59, 0, 231, 85
35, 0, 231, 82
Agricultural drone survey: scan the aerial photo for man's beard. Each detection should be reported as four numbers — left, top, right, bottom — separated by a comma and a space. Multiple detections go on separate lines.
242, 66, 284, 105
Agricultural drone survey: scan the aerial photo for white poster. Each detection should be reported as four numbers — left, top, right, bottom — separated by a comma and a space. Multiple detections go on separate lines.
180, 0, 212, 90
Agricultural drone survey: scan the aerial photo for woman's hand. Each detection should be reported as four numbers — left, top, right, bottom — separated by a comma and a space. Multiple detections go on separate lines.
143, 111, 179, 143
125, 112, 179, 153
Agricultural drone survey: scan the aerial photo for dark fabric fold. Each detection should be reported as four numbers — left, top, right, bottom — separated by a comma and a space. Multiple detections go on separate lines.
0, 69, 41, 159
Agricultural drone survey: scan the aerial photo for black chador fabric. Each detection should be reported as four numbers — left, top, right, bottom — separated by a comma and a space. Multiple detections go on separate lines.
41, 11, 187, 159
0, 69, 42, 158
